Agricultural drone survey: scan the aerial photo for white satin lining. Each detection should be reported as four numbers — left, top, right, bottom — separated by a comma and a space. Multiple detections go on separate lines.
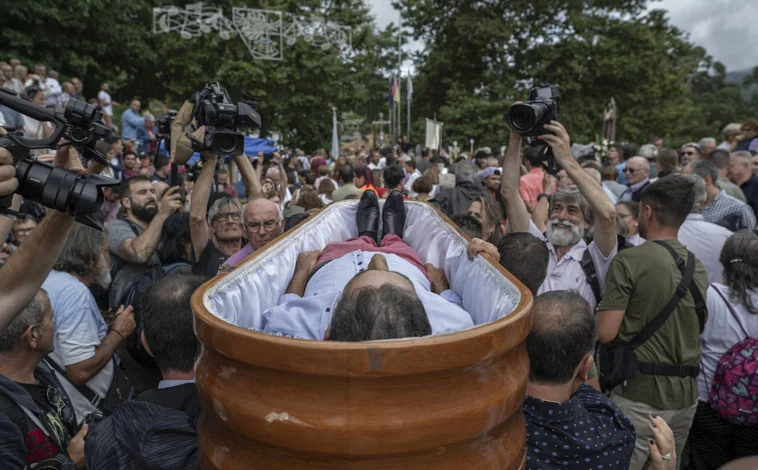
203, 201, 521, 334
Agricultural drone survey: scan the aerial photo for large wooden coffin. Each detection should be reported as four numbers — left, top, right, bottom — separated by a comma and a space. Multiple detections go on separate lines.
191, 201, 532, 469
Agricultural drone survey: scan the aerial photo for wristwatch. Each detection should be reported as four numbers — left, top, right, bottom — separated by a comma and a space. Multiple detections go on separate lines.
537, 193, 551, 202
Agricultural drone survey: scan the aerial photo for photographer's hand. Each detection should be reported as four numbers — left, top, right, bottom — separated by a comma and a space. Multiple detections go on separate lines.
537, 121, 572, 165
0, 148, 19, 197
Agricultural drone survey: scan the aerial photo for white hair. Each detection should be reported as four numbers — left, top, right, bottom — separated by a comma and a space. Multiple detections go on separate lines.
638, 144, 657, 159
721, 123, 742, 138
681, 174, 706, 213
732, 150, 752, 164
698, 137, 716, 148
439, 173, 456, 190
584, 167, 602, 184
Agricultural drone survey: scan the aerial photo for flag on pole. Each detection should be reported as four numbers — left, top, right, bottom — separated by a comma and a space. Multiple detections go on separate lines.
332, 108, 339, 159
392, 76, 400, 105
407, 75, 413, 101
389, 75, 394, 109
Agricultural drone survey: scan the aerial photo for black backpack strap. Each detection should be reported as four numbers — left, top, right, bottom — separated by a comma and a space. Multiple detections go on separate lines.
652, 240, 706, 333
580, 249, 602, 306
628, 242, 695, 349
45, 356, 103, 409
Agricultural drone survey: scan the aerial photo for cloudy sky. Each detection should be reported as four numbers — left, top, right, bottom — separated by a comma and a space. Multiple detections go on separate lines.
368, 0, 758, 72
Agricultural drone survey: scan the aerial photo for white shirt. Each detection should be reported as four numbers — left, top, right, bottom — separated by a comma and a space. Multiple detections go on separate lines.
678, 214, 733, 284
627, 233, 645, 247
528, 220, 617, 311
98, 89, 113, 116
262, 250, 473, 339
44, 77, 62, 108
404, 169, 423, 195
602, 184, 618, 204
620, 178, 650, 202
698, 284, 758, 402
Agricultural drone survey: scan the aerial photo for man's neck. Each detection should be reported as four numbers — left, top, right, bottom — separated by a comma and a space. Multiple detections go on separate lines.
527, 381, 574, 403
0, 350, 42, 385
161, 369, 194, 382
216, 238, 242, 256
127, 213, 149, 231
642, 227, 679, 242
706, 185, 720, 204
157, 168, 167, 178
718, 169, 729, 180
70, 271, 92, 287
554, 244, 576, 262
732, 173, 751, 187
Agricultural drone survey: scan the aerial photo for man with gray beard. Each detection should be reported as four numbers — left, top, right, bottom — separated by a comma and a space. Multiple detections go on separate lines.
42, 223, 136, 423
501, 121, 618, 312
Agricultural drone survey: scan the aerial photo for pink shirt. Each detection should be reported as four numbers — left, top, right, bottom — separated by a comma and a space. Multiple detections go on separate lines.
519, 167, 544, 207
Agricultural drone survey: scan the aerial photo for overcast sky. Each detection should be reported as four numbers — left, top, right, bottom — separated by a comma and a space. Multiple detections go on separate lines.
368, 0, 758, 72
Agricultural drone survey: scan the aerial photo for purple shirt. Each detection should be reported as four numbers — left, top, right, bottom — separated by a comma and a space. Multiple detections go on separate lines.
218, 243, 254, 273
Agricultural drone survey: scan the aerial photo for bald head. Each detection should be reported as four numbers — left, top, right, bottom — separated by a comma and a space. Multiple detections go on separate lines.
625, 156, 650, 184
265, 167, 281, 184
718, 457, 758, 470
243, 198, 283, 250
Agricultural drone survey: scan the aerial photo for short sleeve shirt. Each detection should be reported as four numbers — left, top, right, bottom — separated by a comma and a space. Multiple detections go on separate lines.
597, 240, 708, 410
524, 384, 635, 470
528, 221, 617, 311
107, 219, 161, 308
97, 90, 113, 116
42, 270, 115, 423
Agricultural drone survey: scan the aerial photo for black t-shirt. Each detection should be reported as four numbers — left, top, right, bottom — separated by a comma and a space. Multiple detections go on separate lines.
16, 381, 76, 455
191, 241, 231, 279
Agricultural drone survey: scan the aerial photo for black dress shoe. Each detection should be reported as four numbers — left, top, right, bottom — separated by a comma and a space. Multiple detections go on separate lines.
357, 190, 380, 242
382, 190, 406, 240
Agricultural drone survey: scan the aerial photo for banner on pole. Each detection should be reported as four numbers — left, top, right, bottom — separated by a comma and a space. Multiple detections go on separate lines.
425, 118, 443, 150
331, 108, 339, 158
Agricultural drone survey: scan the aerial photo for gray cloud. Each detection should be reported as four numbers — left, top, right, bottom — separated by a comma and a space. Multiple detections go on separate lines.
368, 0, 758, 72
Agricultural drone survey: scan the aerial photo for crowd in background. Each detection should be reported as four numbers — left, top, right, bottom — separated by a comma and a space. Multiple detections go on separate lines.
0, 56, 758, 470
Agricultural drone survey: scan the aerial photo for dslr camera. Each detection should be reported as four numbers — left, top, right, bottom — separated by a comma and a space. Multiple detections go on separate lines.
0, 88, 118, 231
188, 82, 260, 157
505, 84, 561, 173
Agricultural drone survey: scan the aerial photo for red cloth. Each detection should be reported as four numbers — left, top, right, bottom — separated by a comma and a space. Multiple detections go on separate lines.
519, 167, 544, 207
317, 235, 431, 283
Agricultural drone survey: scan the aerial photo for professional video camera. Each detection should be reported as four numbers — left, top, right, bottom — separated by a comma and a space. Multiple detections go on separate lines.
156, 109, 177, 140
187, 82, 260, 157
0, 88, 119, 231
505, 84, 561, 174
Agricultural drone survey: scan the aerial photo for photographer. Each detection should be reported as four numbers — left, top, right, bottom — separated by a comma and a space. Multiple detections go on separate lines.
189, 152, 262, 278
0, 145, 104, 333
501, 121, 617, 312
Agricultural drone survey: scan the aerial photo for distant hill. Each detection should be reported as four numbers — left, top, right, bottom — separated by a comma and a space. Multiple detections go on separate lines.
726, 66, 758, 99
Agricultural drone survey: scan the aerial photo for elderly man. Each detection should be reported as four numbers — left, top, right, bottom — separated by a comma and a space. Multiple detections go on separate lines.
706, 149, 747, 202
698, 138, 717, 159
678, 175, 733, 283
1, 63, 22, 94
219, 198, 284, 272
680, 143, 700, 165
263, 191, 473, 340
730, 151, 758, 216
432, 161, 489, 217
0, 291, 89, 469
121, 100, 144, 142
502, 121, 617, 312
689, 160, 756, 231
619, 156, 651, 202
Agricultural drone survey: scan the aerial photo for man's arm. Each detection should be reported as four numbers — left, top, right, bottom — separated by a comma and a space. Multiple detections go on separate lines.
234, 153, 263, 200
116, 186, 181, 264
539, 122, 617, 256
532, 171, 554, 233
500, 131, 531, 233
0, 145, 103, 333
595, 256, 632, 343
189, 154, 218, 260
285, 251, 321, 297
65, 305, 135, 385
597, 310, 625, 344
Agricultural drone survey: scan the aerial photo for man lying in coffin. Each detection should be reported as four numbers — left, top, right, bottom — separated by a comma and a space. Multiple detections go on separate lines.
261, 190, 475, 341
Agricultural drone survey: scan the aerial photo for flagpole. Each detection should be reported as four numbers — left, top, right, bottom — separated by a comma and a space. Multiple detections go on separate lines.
407, 77, 411, 142
397, 15, 402, 145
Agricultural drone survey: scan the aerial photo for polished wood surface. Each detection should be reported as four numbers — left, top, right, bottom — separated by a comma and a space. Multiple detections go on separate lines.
192, 203, 532, 469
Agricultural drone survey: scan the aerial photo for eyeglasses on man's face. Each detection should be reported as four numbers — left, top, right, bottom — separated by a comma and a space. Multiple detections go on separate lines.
212, 211, 242, 224
246, 220, 279, 232
623, 167, 641, 174
680, 150, 696, 157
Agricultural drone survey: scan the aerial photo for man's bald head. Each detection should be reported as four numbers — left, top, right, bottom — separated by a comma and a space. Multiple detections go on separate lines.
265, 167, 281, 183
243, 198, 283, 250
625, 156, 650, 184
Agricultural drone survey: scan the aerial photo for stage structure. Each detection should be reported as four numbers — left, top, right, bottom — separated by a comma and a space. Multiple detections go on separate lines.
153, 2, 353, 61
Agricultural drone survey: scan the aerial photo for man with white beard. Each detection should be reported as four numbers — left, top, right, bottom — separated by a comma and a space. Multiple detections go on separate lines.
42, 223, 136, 422
501, 121, 618, 312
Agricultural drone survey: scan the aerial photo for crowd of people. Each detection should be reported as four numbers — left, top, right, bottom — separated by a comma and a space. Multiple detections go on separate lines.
1, 56, 758, 470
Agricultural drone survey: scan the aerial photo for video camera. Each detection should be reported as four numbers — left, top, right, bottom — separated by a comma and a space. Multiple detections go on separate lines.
187, 82, 260, 157
156, 109, 176, 140
505, 84, 561, 174
0, 88, 119, 231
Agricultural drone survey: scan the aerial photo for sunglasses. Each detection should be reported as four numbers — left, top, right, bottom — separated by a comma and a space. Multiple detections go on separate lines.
46, 385, 75, 426
680, 151, 696, 156
623, 168, 639, 174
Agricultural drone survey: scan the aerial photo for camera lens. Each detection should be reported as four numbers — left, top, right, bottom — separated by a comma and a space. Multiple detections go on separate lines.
508, 104, 536, 132
216, 133, 239, 155
14, 158, 119, 231
65, 99, 97, 129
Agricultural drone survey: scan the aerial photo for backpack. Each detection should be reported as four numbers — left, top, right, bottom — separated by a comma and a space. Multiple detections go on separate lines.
118, 262, 191, 367
707, 286, 758, 427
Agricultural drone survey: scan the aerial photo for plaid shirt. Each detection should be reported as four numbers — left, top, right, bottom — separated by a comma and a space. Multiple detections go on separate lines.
701, 190, 757, 230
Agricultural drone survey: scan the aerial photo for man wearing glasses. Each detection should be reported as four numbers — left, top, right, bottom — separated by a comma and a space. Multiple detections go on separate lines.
619, 156, 651, 202
189, 153, 262, 278
218, 198, 283, 273
679, 143, 700, 165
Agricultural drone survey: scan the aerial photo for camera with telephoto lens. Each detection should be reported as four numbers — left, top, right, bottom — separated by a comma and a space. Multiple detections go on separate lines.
0, 88, 119, 231
187, 82, 261, 157
505, 83, 561, 174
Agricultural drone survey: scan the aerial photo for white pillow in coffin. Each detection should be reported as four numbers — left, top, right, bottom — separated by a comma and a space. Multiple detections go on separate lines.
203, 201, 522, 334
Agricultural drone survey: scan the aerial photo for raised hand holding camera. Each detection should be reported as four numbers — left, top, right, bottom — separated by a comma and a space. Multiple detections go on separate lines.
505, 84, 561, 175
0, 149, 19, 197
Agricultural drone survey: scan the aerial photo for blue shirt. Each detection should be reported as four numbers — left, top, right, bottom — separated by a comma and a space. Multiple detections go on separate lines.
262, 250, 474, 339
0, 105, 25, 129
524, 384, 636, 470
615, 162, 628, 185
121, 108, 144, 140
